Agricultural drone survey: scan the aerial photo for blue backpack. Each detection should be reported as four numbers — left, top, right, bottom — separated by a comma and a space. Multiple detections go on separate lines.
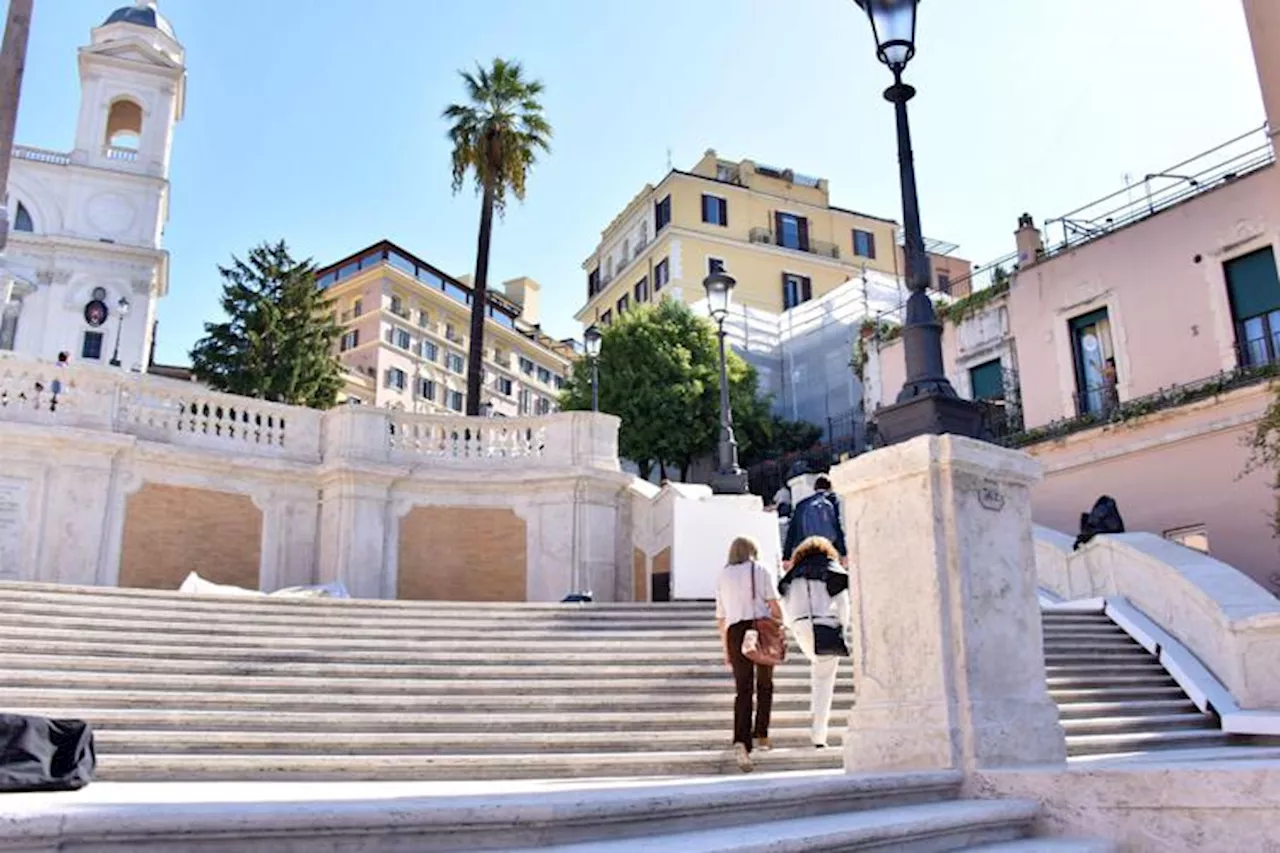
795, 492, 841, 543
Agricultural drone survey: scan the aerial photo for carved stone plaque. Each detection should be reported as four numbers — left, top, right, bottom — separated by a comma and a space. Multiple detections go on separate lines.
0, 477, 29, 580
978, 479, 1005, 512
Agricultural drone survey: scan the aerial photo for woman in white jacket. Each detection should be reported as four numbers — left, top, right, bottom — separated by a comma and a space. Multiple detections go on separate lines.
776, 535, 851, 749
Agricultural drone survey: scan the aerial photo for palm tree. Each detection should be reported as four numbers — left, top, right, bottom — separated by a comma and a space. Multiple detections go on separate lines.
443, 58, 552, 416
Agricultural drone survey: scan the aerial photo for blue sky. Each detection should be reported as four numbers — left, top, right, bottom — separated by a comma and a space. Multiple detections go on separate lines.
15, 1, 1265, 365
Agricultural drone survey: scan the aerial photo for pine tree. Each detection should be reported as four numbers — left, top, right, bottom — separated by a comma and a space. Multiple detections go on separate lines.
190, 241, 344, 409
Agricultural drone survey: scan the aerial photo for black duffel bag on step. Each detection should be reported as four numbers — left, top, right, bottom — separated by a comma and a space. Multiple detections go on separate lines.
0, 713, 96, 792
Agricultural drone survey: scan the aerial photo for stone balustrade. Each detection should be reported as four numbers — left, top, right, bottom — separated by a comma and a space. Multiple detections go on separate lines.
0, 354, 618, 470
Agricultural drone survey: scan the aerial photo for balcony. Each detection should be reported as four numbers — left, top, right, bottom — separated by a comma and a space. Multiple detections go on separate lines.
748, 227, 841, 260
13, 145, 71, 166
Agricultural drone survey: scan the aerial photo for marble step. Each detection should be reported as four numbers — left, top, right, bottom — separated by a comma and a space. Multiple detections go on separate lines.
1049, 685, 1188, 702
964, 839, 1116, 852
0, 687, 829, 713
0, 770, 965, 852
5, 706, 848, 734
1064, 728, 1231, 756
1053, 698, 1200, 719
0, 669, 854, 696
89, 728, 846, 755
1059, 712, 1218, 736
0, 654, 832, 680
1046, 673, 1178, 688
1044, 662, 1168, 676
91, 746, 846, 781
508, 799, 1040, 853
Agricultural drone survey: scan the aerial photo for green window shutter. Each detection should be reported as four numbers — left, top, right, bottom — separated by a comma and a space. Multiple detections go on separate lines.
1225, 248, 1280, 320
969, 359, 1004, 401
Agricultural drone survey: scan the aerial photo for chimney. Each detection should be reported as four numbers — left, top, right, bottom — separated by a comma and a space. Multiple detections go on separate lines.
503, 276, 541, 326
1243, 0, 1280, 140
1015, 213, 1044, 266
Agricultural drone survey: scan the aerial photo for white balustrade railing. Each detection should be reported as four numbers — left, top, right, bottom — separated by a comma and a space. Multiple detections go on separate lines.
0, 354, 619, 471
388, 415, 548, 462
13, 145, 72, 166
103, 146, 139, 162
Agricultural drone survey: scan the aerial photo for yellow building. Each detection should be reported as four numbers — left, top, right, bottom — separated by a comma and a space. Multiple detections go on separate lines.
575, 149, 971, 326
318, 240, 576, 415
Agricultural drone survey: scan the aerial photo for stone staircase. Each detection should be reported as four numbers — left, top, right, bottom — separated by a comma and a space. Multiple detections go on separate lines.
0, 582, 1223, 784
1041, 608, 1228, 757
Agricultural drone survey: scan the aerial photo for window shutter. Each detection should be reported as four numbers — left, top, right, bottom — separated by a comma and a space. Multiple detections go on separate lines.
781, 273, 791, 309
802, 276, 812, 302
867, 232, 877, 259
798, 217, 810, 252
1225, 248, 1280, 319
774, 212, 784, 242
719, 198, 728, 228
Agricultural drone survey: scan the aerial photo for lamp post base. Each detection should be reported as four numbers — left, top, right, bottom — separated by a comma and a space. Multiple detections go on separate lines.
710, 467, 750, 496
874, 392, 985, 447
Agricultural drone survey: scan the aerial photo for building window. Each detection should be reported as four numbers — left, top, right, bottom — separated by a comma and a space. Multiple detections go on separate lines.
421, 340, 438, 361
104, 98, 143, 150
617, 294, 630, 315
776, 212, 809, 251
937, 272, 952, 295
655, 258, 670, 291
782, 273, 812, 310
394, 328, 411, 349
537, 366, 552, 384
1225, 247, 1280, 366
969, 359, 1004, 401
622, 238, 630, 262
81, 330, 104, 360
353, 299, 364, 317
497, 376, 513, 396
385, 367, 407, 390
13, 202, 33, 233
519, 357, 535, 375
702, 194, 728, 226
1164, 524, 1209, 554
853, 229, 876, 259
588, 267, 600, 298
535, 396, 552, 415
601, 309, 612, 327
1069, 308, 1118, 416
446, 353, 465, 374
655, 195, 672, 232
553, 375, 565, 390
518, 389, 532, 415
635, 276, 650, 303
707, 257, 725, 275
447, 390, 464, 412
390, 295, 406, 317
418, 378, 435, 400
417, 309, 430, 328
340, 330, 359, 352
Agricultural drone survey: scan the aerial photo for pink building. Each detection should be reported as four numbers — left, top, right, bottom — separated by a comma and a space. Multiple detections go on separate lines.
868, 0, 1280, 593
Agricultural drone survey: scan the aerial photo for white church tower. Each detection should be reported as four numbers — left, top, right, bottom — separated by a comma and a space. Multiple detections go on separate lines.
1, 1, 185, 371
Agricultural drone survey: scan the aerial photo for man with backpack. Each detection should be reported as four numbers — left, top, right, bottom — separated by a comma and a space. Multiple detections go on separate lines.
782, 475, 847, 568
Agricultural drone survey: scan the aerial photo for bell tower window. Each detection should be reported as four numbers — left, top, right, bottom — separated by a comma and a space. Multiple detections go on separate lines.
13, 202, 33, 233
104, 98, 143, 155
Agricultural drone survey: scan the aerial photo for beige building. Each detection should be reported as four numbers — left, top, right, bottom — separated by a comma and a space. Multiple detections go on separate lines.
867, 1, 1280, 594
574, 150, 970, 327
318, 240, 575, 416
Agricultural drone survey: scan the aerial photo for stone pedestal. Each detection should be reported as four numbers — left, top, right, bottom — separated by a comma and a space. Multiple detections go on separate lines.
829, 434, 1066, 772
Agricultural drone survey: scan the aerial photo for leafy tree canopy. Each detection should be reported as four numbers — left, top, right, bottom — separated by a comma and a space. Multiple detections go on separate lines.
190, 240, 343, 409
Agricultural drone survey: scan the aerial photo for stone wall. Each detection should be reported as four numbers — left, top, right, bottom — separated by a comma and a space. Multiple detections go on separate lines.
0, 354, 628, 602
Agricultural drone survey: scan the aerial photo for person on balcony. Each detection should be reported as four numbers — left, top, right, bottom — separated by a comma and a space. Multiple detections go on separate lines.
715, 536, 781, 772
777, 535, 851, 749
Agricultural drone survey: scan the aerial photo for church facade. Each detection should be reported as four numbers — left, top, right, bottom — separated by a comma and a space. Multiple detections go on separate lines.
1, 2, 185, 372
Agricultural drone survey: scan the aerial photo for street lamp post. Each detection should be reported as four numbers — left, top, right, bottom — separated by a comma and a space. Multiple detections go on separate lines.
703, 272, 748, 495
853, 0, 983, 445
583, 324, 602, 413
108, 295, 130, 367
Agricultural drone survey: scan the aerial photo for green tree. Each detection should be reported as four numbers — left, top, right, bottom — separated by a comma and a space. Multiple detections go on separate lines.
443, 58, 552, 415
190, 241, 343, 409
560, 300, 798, 481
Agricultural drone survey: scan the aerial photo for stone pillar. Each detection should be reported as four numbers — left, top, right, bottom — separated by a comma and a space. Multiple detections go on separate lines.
255, 486, 319, 592
316, 472, 393, 599
830, 434, 1066, 772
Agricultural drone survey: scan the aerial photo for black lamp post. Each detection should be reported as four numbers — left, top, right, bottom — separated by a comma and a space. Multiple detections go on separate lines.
854, 0, 983, 444
108, 296, 130, 368
583, 324, 602, 412
703, 272, 748, 495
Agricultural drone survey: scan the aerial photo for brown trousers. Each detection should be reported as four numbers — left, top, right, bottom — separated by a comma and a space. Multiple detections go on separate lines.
726, 620, 774, 751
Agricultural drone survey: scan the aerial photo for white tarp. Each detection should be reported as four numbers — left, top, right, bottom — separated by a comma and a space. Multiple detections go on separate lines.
671, 497, 782, 600
177, 572, 350, 599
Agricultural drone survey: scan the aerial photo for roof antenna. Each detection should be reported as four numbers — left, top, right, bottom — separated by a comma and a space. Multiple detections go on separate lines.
666, 147, 672, 172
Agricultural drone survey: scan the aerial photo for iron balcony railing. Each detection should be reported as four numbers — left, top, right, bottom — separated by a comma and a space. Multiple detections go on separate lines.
748, 227, 841, 260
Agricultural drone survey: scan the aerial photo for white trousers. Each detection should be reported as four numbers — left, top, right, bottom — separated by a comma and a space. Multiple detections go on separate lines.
791, 620, 842, 746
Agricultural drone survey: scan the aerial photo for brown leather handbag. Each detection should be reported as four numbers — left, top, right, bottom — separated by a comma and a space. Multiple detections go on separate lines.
742, 561, 786, 667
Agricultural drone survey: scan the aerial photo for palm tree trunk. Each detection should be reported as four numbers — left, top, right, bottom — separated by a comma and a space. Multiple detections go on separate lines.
465, 178, 496, 416
0, 0, 34, 253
